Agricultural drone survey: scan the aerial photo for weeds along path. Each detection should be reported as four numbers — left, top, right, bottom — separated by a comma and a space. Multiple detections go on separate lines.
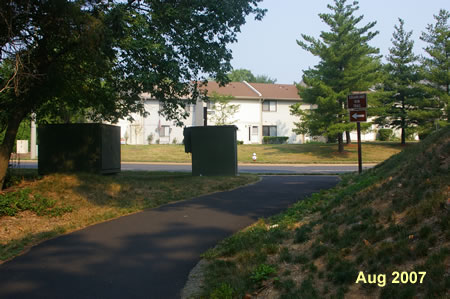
0, 175, 338, 299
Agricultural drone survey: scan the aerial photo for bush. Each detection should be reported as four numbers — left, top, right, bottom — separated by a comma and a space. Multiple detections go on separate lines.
405, 128, 417, 141
263, 136, 289, 144
237, 140, 244, 145
326, 134, 338, 143
377, 128, 393, 141
418, 130, 431, 140
147, 134, 154, 144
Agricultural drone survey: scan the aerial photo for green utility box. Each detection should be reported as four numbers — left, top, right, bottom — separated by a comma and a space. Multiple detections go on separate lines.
38, 123, 120, 174
184, 126, 238, 176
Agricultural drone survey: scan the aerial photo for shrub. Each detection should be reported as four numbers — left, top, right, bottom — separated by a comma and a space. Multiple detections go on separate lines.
147, 134, 154, 144
418, 130, 431, 140
405, 128, 417, 141
326, 134, 338, 143
263, 136, 289, 144
377, 128, 393, 141
250, 264, 276, 284
210, 283, 234, 299
237, 140, 244, 145
294, 225, 312, 243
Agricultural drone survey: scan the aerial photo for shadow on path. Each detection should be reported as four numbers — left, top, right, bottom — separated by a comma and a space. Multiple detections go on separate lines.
0, 176, 339, 299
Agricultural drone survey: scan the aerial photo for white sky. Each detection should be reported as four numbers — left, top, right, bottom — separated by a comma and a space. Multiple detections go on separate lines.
228, 0, 450, 84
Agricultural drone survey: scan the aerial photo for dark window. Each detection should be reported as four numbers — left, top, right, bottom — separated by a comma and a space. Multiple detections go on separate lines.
262, 100, 277, 112
159, 125, 170, 137
263, 126, 277, 136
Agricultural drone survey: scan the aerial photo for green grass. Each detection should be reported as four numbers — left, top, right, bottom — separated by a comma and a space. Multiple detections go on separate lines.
0, 188, 73, 217
0, 170, 258, 262
198, 127, 450, 298
120, 142, 405, 164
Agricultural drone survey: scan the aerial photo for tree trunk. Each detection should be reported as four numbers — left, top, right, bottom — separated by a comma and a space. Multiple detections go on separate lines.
0, 112, 26, 189
401, 117, 406, 145
346, 131, 351, 144
401, 126, 406, 145
338, 133, 344, 153
401, 98, 406, 145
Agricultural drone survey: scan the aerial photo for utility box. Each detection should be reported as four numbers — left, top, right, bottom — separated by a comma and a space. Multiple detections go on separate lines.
38, 123, 120, 174
184, 126, 238, 176
16, 140, 29, 154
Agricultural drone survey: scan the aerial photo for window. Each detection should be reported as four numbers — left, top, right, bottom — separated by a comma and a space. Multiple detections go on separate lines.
159, 125, 170, 137
263, 126, 277, 137
252, 126, 258, 135
262, 100, 277, 112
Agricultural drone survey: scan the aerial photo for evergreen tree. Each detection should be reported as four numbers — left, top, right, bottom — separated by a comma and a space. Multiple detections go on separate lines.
419, 9, 449, 130
291, 0, 381, 152
375, 19, 423, 145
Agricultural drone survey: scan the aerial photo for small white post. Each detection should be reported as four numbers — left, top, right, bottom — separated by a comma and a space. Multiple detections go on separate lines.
30, 113, 37, 159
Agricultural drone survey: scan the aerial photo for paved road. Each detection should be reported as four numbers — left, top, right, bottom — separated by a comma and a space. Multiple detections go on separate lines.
0, 175, 339, 299
15, 161, 373, 174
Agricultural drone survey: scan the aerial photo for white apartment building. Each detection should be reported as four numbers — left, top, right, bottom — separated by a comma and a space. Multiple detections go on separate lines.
118, 81, 378, 145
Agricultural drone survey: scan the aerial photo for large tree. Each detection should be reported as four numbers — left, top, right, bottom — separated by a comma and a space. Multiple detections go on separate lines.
419, 9, 449, 127
291, 0, 381, 152
227, 68, 277, 83
374, 19, 423, 145
0, 0, 265, 188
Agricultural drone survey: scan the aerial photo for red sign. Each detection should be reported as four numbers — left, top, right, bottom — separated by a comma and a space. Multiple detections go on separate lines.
349, 110, 367, 122
348, 94, 367, 110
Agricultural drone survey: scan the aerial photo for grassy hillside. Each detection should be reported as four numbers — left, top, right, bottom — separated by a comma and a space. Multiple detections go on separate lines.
199, 127, 449, 298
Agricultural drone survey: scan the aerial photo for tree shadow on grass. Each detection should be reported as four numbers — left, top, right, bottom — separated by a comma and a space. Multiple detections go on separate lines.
0, 175, 340, 298
251, 142, 405, 161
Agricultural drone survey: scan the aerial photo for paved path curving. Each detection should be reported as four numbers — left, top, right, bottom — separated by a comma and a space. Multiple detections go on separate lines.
0, 176, 339, 299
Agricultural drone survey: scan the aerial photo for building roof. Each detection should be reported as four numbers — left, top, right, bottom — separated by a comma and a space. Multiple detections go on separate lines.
203, 81, 258, 98
248, 83, 300, 100
203, 81, 301, 101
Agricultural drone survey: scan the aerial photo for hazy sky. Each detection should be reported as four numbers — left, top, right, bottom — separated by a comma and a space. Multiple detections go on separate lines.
228, 0, 449, 84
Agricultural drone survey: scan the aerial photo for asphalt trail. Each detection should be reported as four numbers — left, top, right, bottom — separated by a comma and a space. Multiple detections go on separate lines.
0, 175, 339, 299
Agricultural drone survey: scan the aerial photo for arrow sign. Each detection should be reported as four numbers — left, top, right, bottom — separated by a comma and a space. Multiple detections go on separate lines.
349, 110, 367, 122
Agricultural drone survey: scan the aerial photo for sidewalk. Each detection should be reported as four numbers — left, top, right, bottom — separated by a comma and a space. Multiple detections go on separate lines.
0, 176, 339, 299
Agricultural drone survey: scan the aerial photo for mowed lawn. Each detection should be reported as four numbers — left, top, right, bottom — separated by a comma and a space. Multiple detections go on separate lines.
121, 142, 407, 164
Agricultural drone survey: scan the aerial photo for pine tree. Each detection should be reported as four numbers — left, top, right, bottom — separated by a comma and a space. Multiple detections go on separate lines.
375, 19, 423, 145
420, 9, 449, 130
292, 0, 381, 152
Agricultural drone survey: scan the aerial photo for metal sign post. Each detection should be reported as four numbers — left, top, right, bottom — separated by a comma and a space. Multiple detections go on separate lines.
357, 122, 362, 174
348, 94, 367, 174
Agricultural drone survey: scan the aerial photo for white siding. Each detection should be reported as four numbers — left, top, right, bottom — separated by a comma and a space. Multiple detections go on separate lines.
118, 97, 388, 145
262, 100, 307, 143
